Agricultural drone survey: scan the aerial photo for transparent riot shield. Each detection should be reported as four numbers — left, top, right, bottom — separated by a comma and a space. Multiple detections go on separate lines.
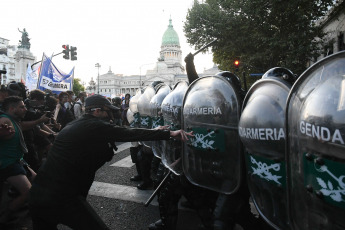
129, 89, 143, 127
182, 76, 242, 194
158, 81, 188, 174
149, 84, 171, 156
137, 86, 155, 129
239, 77, 293, 230
150, 84, 171, 128
127, 108, 134, 126
286, 51, 345, 230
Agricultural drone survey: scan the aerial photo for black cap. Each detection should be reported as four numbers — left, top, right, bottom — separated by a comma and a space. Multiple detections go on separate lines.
85, 95, 119, 110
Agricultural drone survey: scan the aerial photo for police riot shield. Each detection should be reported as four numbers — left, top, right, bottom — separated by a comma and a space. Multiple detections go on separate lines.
239, 70, 294, 230
182, 76, 242, 194
137, 86, 155, 129
157, 81, 188, 174
148, 84, 171, 156
129, 89, 143, 127
150, 84, 171, 128
286, 51, 345, 230
141, 84, 170, 148
127, 108, 134, 126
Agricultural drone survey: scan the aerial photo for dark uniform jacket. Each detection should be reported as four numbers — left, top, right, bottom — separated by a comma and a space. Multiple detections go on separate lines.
30, 114, 170, 207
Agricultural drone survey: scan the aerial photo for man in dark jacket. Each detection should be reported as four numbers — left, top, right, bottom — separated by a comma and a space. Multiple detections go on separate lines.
29, 94, 192, 230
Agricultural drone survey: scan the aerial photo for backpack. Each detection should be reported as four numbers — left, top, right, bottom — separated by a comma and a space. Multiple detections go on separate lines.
57, 106, 75, 129
70, 101, 82, 118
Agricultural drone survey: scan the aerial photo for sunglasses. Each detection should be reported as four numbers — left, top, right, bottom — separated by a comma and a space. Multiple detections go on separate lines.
90, 107, 110, 112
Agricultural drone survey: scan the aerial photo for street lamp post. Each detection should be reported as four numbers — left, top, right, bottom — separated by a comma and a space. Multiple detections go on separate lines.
139, 63, 154, 89
95, 63, 101, 94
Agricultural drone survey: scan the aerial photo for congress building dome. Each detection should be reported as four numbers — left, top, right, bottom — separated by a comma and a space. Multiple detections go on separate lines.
161, 18, 180, 46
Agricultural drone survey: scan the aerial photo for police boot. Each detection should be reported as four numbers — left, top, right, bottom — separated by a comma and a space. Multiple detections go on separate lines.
137, 179, 153, 190
148, 219, 165, 230
137, 158, 153, 190
137, 148, 153, 190
130, 164, 142, 181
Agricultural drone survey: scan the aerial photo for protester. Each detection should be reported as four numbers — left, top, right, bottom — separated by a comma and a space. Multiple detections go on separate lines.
0, 85, 9, 110
0, 96, 36, 225
6, 81, 27, 99
64, 90, 75, 110
121, 93, 130, 126
73, 92, 87, 119
29, 94, 193, 230
22, 89, 52, 171
112, 97, 122, 126
54, 92, 74, 129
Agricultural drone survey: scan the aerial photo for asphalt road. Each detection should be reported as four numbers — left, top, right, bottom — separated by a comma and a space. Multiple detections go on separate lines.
0, 142, 208, 230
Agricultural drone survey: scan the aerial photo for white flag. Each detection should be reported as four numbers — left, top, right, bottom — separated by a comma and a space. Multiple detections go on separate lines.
25, 63, 40, 91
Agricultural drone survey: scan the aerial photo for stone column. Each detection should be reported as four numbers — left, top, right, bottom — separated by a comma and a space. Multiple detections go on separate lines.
15, 48, 35, 82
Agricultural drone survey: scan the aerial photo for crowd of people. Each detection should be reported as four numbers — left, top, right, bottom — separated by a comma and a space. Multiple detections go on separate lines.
0, 82, 185, 229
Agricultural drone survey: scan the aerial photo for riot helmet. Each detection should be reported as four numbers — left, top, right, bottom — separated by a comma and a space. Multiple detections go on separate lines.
151, 81, 164, 91
262, 67, 296, 85
216, 71, 245, 98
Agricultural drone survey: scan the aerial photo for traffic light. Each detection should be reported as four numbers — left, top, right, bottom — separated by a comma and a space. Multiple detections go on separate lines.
70, 46, 77, 61
62, 45, 70, 59
234, 60, 240, 71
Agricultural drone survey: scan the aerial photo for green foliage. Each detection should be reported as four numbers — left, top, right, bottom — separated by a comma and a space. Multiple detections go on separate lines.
184, 0, 334, 87
73, 78, 85, 96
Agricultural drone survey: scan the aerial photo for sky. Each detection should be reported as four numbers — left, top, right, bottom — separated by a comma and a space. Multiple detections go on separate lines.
1, 0, 214, 86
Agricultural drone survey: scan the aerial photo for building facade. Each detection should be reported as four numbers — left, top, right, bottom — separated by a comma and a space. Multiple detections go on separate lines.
314, 1, 345, 62
89, 18, 219, 98
0, 37, 17, 84
0, 36, 36, 85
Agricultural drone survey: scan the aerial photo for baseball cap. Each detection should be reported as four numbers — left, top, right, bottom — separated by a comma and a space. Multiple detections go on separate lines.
85, 94, 119, 110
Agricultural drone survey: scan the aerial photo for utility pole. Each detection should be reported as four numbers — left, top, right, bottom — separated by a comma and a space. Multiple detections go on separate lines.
139, 63, 154, 89
95, 63, 101, 94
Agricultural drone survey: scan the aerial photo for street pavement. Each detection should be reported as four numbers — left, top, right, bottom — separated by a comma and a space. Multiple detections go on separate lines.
0, 142, 210, 230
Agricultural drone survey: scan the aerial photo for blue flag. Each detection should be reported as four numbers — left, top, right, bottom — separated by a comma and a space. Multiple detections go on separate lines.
37, 54, 74, 94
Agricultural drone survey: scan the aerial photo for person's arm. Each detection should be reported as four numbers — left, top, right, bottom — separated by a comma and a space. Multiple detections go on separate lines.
38, 126, 52, 137
40, 123, 57, 137
53, 104, 61, 121
95, 123, 193, 143
21, 114, 50, 131
184, 52, 199, 84
49, 117, 61, 131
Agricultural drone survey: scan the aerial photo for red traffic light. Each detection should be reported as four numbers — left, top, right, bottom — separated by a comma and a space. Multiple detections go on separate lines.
234, 60, 240, 66
62, 44, 70, 50
62, 45, 70, 59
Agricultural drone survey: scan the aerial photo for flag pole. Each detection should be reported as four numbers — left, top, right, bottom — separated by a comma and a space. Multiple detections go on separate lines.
36, 53, 45, 89
71, 67, 75, 90
31, 52, 62, 69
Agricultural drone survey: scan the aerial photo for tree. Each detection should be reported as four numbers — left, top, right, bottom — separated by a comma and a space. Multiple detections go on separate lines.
73, 78, 85, 96
184, 0, 334, 86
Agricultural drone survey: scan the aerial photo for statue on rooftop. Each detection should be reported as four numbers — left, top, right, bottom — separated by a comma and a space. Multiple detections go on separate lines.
18, 28, 31, 50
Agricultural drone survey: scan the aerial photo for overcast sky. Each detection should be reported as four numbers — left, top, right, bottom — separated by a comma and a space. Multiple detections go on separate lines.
1, 0, 214, 86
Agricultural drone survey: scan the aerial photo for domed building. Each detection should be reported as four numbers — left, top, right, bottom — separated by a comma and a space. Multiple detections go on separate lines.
160, 18, 184, 73
91, 18, 219, 97
145, 18, 185, 86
